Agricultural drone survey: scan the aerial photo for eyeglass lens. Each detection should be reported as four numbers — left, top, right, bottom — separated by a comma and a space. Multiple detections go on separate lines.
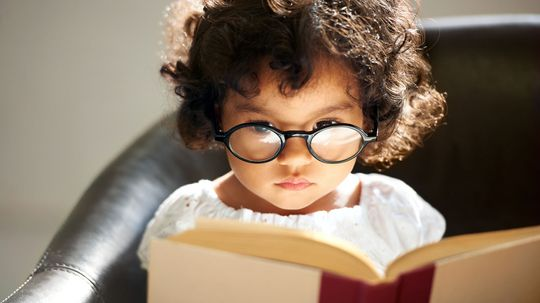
227, 125, 364, 162
310, 127, 362, 161
229, 126, 282, 161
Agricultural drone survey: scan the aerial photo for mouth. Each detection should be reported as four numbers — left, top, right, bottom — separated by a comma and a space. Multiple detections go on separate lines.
275, 177, 313, 191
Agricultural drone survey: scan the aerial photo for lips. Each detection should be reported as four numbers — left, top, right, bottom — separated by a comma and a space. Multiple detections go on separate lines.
275, 177, 313, 191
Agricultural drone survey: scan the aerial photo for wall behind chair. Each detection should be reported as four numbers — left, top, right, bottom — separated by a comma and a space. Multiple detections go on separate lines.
420, 0, 539, 16
1, 0, 539, 299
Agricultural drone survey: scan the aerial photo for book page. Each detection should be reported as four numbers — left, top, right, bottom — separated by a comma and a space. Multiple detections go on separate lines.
386, 225, 540, 280
166, 218, 383, 282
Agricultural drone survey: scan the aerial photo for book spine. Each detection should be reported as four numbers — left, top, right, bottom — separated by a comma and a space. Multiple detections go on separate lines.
318, 264, 435, 303
396, 264, 435, 303
319, 272, 398, 303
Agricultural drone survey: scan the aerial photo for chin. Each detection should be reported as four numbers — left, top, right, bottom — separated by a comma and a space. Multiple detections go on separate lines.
270, 198, 313, 211
269, 189, 323, 209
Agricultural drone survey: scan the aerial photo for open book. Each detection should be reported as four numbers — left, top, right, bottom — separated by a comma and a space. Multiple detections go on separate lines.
148, 218, 540, 303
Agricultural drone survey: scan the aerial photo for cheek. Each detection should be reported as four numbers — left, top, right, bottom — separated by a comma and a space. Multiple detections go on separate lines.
227, 148, 356, 196
324, 161, 356, 180
226, 151, 275, 182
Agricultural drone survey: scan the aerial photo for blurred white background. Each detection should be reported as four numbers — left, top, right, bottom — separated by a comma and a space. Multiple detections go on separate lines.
1, 0, 539, 298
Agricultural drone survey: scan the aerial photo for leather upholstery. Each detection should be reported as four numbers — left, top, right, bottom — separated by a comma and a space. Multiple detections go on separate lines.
362, 14, 540, 235
3, 14, 540, 303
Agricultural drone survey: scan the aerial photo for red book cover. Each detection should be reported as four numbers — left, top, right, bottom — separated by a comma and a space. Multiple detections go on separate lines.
319, 264, 435, 303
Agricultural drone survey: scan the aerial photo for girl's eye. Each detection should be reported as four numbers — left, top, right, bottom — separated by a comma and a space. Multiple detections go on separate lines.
247, 121, 273, 134
252, 125, 271, 133
314, 120, 338, 130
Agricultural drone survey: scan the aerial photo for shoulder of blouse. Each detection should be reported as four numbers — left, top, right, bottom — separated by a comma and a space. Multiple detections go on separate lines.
136, 180, 212, 270
356, 172, 446, 244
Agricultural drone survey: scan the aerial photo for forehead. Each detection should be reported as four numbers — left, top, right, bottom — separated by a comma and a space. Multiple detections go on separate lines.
225, 56, 361, 111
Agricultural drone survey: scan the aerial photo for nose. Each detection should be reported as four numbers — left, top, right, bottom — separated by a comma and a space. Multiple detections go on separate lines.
276, 137, 313, 166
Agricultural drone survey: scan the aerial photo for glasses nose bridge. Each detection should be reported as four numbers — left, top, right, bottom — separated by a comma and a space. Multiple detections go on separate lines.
277, 131, 314, 166
282, 132, 311, 146
283, 132, 309, 138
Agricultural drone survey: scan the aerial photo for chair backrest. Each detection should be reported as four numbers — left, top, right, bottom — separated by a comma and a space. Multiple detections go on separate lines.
358, 15, 540, 236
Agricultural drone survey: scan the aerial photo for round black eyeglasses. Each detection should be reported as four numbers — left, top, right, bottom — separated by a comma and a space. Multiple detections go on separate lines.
213, 121, 378, 164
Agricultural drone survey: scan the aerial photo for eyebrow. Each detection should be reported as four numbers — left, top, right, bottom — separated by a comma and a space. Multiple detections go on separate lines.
234, 101, 356, 118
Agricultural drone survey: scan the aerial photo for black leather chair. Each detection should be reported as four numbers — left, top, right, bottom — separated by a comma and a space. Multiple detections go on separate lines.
3, 14, 540, 303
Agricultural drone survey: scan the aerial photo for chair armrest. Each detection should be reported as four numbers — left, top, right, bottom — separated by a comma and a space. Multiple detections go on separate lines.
2, 114, 228, 303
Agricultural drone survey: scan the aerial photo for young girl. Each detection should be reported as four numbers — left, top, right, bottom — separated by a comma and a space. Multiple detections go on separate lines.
137, 0, 447, 274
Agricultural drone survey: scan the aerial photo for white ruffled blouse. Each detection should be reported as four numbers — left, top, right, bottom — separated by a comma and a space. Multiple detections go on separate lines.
137, 173, 445, 274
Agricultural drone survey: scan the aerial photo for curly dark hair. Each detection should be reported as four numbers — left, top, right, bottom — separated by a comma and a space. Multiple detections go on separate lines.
159, 0, 446, 170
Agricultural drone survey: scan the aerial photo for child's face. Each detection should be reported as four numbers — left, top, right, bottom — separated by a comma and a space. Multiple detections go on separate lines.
220, 57, 364, 211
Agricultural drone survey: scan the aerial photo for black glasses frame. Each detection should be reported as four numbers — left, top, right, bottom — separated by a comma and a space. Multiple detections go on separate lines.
214, 118, 378, 164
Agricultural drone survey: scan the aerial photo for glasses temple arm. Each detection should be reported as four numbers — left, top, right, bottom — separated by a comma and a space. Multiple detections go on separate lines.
369, 105, 379, 138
